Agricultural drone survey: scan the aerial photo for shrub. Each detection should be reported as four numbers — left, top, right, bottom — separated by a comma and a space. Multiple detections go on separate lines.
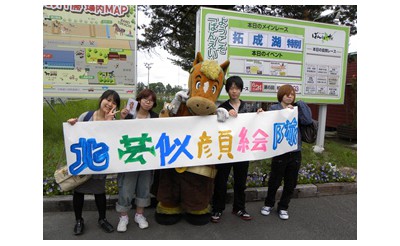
43, 177, 119, 196
43, 162, 357, 196
297, 162, 357, 184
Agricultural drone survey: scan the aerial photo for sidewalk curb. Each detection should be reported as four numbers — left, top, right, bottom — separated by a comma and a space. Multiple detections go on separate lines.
43, 182, 357, 212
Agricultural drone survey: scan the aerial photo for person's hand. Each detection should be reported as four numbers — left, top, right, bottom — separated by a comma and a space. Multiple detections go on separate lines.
287, 105, 294, 109
120, 108, 129, 119
105, 106, 117, 120
257, 108, 264, 113
67, 118, 78, 125
228, 109, 238, 118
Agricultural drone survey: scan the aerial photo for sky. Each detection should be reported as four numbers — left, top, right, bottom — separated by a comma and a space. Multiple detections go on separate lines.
136, 10, 190, 88
135, 8, 359, 89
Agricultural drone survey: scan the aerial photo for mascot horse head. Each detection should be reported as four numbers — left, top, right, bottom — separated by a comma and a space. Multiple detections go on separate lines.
172, 52, 230, 116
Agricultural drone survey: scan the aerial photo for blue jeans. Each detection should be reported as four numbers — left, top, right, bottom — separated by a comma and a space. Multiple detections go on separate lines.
116, 170, 154, 213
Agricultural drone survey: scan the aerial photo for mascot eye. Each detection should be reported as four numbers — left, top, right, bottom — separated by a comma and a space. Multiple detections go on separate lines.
212, 85, 217, 94
195, 81, 201, 90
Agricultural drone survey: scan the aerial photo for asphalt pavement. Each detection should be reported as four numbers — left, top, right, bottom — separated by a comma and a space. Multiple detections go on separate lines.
43, 194, 356, 240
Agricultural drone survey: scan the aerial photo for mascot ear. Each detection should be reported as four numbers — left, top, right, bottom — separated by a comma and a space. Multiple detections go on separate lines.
220, 60, 230, 84
193, 52, 204, 66
189, 52, 204, 93
220, 60, 230, 75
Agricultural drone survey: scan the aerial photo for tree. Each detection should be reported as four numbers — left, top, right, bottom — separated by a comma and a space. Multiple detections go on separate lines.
165, 84, 173, 94
237, 5, 357, 34
171, 85, 183, 94
150, 82, 166, 94
138, 5, 357, 71
137, 81, 145, 93
138, 5, 235, 71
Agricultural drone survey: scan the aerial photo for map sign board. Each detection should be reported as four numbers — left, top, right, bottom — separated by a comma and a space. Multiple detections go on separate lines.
43, 5, 137, 99
196, 7, 350, 104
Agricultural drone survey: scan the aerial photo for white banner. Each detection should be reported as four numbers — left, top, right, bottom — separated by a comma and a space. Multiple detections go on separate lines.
63, 108, 299, 175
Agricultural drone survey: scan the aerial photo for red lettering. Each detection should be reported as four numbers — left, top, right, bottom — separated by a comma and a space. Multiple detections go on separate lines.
251, 82, 263, 92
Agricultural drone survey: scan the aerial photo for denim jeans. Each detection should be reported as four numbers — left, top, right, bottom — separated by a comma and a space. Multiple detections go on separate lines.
264, 151, 301, 211
116, 170, 154, 213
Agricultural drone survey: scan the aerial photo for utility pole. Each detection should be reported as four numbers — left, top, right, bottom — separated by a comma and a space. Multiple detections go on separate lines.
144, 62, 153, 88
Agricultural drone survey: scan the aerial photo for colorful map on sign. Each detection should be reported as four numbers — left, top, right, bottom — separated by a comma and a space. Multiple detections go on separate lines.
43, 5, 137, 98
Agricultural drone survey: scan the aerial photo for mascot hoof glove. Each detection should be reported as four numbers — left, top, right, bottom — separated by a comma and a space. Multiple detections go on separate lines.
216, 108, 229, 122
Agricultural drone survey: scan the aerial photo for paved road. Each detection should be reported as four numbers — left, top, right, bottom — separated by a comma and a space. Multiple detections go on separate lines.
43, 194, 356, 240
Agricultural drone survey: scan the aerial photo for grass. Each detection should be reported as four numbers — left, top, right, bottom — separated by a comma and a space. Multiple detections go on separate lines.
43, 99, 97, 177
248, 139, 357, 177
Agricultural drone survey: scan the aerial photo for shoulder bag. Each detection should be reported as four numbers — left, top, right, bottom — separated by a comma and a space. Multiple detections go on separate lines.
54, 111, 94, 191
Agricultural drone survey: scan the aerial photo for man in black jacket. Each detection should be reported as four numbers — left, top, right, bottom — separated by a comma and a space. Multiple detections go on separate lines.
211, 76, 253, 223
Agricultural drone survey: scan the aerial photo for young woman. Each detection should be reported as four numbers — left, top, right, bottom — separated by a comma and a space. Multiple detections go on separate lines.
115, 89, 158, 232
67, 89, 120, 235
259, 84, 313, 220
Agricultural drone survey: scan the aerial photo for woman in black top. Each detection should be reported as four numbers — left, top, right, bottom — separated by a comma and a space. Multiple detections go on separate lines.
67, 90, 120, 235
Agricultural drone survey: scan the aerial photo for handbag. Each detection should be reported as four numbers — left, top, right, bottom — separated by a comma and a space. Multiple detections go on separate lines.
300, 119, 318, 143
54, 165, 92, 192
54, 111, 95, 191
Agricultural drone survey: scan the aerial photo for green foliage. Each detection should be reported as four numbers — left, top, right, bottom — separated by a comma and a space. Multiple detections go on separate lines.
43, 99, 98, 177
137, 82, 183, 95
43, 177, 71, 196
302, 141, 357, 169
44, 160, 357, 196
250, 139, 357, 172
297, 162, 356, 184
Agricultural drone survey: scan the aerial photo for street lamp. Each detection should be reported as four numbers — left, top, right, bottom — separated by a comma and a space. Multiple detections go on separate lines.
144, 62, 153, 88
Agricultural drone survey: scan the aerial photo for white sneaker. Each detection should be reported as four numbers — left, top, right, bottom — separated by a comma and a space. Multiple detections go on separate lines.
279, 210, 289, 220
117, 215, 129, 232
261, 206, 273, 216
134, 213, 149, 229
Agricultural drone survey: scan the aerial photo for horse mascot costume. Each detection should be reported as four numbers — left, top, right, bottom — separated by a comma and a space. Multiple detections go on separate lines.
155, 52, 230, 225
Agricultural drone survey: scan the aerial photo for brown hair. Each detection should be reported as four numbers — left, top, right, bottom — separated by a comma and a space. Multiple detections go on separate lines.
277, 84, 296, 104
136, 89, 157, 110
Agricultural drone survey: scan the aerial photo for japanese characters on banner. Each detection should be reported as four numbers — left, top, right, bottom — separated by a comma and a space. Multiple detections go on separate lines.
196, 7, 350, 104
43, 5, 137, 99
63, 108, 299, 175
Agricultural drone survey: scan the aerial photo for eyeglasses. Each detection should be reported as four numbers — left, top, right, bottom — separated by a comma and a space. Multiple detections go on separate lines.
141, 98, 154, 104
